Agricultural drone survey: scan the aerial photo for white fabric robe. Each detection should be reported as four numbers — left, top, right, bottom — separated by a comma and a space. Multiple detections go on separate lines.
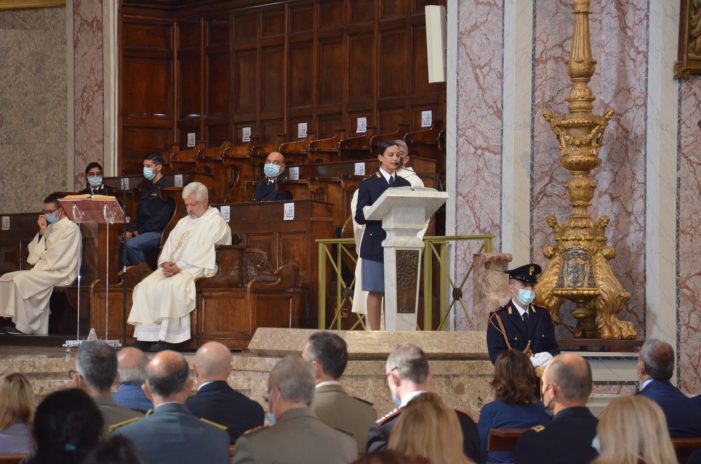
128, 207, 231, 343
0, 217, 82, 334
350, 168, 426, 328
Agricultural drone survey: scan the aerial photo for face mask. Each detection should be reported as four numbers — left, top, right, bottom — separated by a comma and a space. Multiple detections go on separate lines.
392, 394, 401, 407
46, 212, 60, 224
264, 163, 280, 178
88, 176, 102, 187
266, 411, 276, 426
518, 288, 536, 305
143, 167, 156, 181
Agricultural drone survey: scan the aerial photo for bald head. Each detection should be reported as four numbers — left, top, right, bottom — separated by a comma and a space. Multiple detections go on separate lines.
194, 342, 232, 382
545, 353, 592, 403
146, 350, 190, 400
117, 347, 147, 384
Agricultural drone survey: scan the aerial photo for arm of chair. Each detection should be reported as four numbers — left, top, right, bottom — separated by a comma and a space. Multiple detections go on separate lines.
247, 263, 299, 292
486, 428, 528, 452
196, 244, 244, 290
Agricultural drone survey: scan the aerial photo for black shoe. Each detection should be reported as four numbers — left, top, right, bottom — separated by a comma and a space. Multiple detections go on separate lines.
149, 341, 178, 352
131, 341, 154, 351
3, 326, 28, 335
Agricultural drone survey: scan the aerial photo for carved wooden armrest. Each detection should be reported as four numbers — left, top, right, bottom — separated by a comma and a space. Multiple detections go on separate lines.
247, 263, 299, 291
196, 244, 244, 290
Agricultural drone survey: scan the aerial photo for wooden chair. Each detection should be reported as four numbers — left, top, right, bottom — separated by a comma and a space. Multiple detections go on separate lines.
672, 437, 701, 463
486, 427, 527, 452
307, 130, 344, 163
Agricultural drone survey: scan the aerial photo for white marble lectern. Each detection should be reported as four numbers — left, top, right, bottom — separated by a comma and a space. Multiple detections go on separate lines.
365, 186, 448, 330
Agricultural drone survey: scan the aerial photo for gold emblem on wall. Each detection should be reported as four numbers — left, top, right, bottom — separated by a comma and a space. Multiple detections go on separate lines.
535, 0, 636, 340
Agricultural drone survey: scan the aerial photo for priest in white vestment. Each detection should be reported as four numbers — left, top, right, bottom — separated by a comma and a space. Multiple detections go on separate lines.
128, 182, 231, 351
350, 140, 426, 327
0, 193, 82, 335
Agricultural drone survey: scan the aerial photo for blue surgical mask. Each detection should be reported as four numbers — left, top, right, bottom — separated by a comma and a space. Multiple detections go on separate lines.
264, 163, 280, 178
88, 176, 102, 187
143, 167, 156, 181
266, 411, 276, 426
392, 394, 401, 407
46, 212, 60, 224
518, 288, 536, 306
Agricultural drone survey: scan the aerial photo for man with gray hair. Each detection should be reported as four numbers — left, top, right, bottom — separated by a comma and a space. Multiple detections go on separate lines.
128, 182, 232, 352
233, 355, 357, 464
73, 341, 143, 432
113, 350, 230, 464
367, 344, 480, 462
516, 353, 597, 464
393, 139, 424, 188
637, 338, 701, 437
113, 347, 152, 412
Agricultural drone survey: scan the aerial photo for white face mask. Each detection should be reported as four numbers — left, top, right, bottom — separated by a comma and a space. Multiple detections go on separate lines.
518, 288, 536, 305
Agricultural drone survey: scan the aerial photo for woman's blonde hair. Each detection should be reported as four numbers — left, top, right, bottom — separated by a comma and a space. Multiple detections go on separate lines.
592, 395, 677, 464
0, 373, 35, 430
388, 392, 472, 464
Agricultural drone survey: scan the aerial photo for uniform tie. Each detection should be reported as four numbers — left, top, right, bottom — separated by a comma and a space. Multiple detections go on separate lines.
389, 176, 395, 187
522, 311, 529, 327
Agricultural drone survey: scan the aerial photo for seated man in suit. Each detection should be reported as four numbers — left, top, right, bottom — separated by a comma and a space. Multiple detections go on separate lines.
302, 331, 376, 452
113, 347, 152, 412
112, 350, 230, 464
253, 151, 292, 201
486, 263, 560, 366
127, 182, 232, 352
0, 193, 82, 335
637, 338, 701, 437
367, 344, 481, 463
186, 341, 264, 443
516, 353, 598, 464
73, 341, 143, 432
233, 355, 357, 464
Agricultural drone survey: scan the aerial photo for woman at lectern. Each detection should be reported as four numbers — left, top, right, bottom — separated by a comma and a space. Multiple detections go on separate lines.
80, 162, 115, 196
354, 143, 410, 330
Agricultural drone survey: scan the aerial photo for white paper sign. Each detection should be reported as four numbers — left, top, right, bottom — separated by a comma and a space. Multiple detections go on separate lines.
354, 162, 365, 176
297, 122, 307, 139
283, 202, 295, 221
1, 216, 9, 231
219, 205, 231, 222
356, 117, 367, 133
187, 132, 196, 148
174, 174, 183, 187
242, 127, 251, 142
288, 166, 300, 180
421, 110, 433, 128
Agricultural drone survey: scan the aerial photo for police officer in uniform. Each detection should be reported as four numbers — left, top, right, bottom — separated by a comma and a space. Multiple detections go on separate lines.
487, 263, 559, 365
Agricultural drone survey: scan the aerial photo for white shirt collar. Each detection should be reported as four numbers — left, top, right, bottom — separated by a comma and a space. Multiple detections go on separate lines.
512, 298, 527, 317
315, 380, 342, 389
641, 378, 654, 390
197, 380, 214, 391
400, 390, 426, 408
378, 167, 394, 183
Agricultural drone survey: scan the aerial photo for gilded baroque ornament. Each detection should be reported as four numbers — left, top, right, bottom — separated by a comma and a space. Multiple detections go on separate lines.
535, 0, 636, 340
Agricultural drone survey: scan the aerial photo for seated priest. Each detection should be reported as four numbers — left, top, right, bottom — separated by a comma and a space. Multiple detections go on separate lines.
0, 193, 82, 335
127, 182, 231, 352
253, 151, 292, 201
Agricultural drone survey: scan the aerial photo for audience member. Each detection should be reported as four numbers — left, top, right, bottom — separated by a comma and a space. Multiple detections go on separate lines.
74, 341, 143, 432
353, 450, 428, 464
0, 373, 35, 455
478, 350, 550, 464
367, 344, 480, 463
80, 162, 115, 196
393, 140, 424, 188
186, 341, 264, 443
26, 388, 103, 464
515, 353, 597, 464
127, 182, 231, 352
253, 151, 292, 201
637, 338, 701, 437
113, 347, 152, 412
120, 152, 175, 268
233, 355, 357, 464
592, 395, 677, 464
83, 436, 146, 464
389, 392, 473, 464
112, 350, 230, 464
302, 331, 377, 452
0, 193, 82, 335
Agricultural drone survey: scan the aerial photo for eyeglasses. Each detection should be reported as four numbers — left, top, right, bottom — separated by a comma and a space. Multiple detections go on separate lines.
42, 208, 59, 215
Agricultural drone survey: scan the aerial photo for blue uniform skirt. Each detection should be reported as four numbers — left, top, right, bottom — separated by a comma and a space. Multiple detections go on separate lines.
362, 259, 385, 292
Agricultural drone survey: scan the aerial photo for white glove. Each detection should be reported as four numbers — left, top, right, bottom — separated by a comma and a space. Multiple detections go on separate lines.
530, 351, 554, 368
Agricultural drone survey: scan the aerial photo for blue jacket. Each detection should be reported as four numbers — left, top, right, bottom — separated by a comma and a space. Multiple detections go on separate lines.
638, 379, 701, 438
186, 381, 264, 443
253, 177, 292, 201
113, 382, 152, 412
477, 399, 550, 464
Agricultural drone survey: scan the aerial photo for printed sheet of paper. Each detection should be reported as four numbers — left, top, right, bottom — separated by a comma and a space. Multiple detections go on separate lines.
354, 162, 365, 176
219, 205, 231, 222
288, 166, 300, 180
283, 202, 295, 221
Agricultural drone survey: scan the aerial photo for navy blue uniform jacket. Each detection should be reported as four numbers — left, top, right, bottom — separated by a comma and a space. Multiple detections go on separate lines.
638, 379, 701, 438
127, 176, 174, 234
486, 301, 560, 364
354, 172, 411, 262
186, 380, 265, 443
253, 178, 292, 201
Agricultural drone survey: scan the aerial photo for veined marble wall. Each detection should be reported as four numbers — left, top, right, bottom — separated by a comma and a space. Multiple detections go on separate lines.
0, 8, 67, 213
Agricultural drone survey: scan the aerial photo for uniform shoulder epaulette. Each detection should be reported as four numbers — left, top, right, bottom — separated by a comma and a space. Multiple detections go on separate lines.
374, 171, 382, 178
376, 408, 401, 425
352, 396, 373, 406
242, 424, 270, 436
200, 417, 228, 431
530, 424, 545, 432
109, 416, 141, 433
